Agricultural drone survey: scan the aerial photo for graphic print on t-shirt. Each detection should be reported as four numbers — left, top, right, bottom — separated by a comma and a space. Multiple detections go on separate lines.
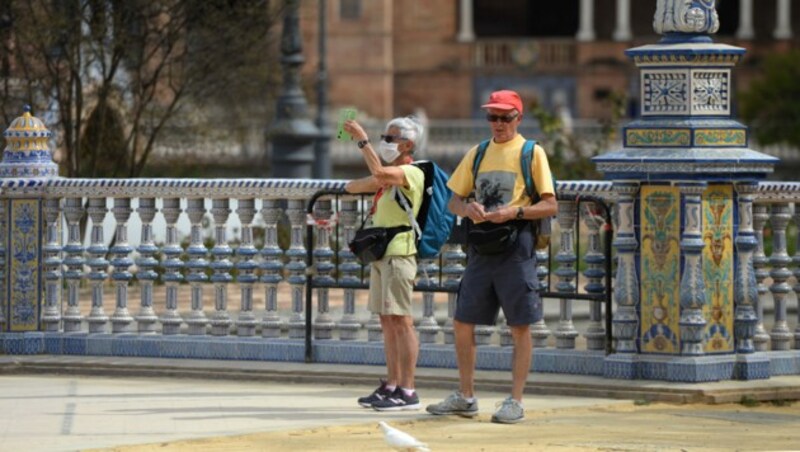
476, 170, 516, 212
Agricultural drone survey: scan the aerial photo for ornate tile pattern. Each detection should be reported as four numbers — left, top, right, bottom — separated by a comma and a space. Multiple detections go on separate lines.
626, 129, 692, 147
642, 70, 689, 115
691, 70, 730, 115
702, 185, 734, 354
7, 199, 41, 332
640, 186, 681, 354
695, 129, 746, 146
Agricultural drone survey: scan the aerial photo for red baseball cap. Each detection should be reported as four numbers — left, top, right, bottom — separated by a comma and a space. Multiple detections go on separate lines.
481, 90, 523, 114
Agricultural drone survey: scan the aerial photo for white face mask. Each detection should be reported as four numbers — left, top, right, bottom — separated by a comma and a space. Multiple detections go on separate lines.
377, 141, 401, 163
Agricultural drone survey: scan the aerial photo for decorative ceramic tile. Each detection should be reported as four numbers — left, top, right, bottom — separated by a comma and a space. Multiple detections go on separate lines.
695, 129, 745, 146
63, 334, 88, 355
3, 333, 23, 354
640, 186, 681, 354
137, 336, 161, 358
8, 199, 41, 332
626, 129, 691, 147
702, 185, 734, 354
642, 70, 689, 115
43, 332, 63, 354
691, 70, 730, 115
87, 334, 114, 356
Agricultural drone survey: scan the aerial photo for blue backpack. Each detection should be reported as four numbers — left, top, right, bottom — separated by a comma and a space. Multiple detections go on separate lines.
472, 139, 556, 248
394, 161, 456, 259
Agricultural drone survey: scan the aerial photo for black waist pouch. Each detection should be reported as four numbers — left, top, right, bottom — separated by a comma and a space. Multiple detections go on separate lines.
468, 221, 526, 255
348, 226, 410, 264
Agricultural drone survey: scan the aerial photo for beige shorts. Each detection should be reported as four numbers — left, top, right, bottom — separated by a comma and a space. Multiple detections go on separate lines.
368, 255, 417, 316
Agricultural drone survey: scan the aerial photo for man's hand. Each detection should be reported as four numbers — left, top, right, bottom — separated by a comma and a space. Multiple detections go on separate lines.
463, 201, 487, 223
484, 206, 516, 224
343, 120, 368, 142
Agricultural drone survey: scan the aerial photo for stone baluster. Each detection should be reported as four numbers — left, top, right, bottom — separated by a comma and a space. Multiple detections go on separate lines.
260, 199, 284, 338
612, 183, 640, 353
285, 199, 307, 339
135, 198, 159, 333
235, 199, 258, 337
337, 199, 361, 340
734, 184, 758, 354
678, 183, 707, 355
185, 198, 209, 335
160, 198, 184, 335
751, 203, 770, 351
554, 199, 579, 349
768, 203, 793, 350
581, 202, 607, 351
62, 198, 84, 332
209, 199, 233, 336
531, 246, 551, 348
110, 197, 134, 333
497, 315, 512, 347
441, 242, 466, 345
417, 257, 441, 344
86, 198, 109, 334
42, 199, 62, 332
313, 199, 336, 340
795, 201, 800, 349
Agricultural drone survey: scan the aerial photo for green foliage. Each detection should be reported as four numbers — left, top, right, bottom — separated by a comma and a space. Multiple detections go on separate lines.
528, 91, 626, 181
770, 399, 795, 407
739, 395, 760, 407
1, 0, 283, 178
740, 50, 800, 148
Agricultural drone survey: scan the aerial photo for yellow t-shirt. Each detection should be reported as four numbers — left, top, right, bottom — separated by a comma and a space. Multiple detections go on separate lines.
372, 164, 425, 256
447, 134, 554, 215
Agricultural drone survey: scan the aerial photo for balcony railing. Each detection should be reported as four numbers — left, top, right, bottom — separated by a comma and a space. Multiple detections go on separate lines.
472, 39, 577, 70
1, 178, 799, 380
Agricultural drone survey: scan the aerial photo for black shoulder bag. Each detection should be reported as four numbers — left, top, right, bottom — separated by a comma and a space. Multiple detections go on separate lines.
348, 193, 411, 264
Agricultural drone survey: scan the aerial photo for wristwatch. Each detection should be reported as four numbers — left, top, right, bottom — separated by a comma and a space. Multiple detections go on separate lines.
516, 206, 524, 219
357, 139, 369, 149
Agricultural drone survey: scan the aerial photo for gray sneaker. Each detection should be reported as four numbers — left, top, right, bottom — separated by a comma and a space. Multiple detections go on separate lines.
425, 391, 478, 417
491, 397, 524, 424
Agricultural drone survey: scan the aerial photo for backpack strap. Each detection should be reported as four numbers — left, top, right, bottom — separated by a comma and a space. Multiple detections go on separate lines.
393, 186, 422, 241
471, 139, 491, 187
520, 139, 538, 204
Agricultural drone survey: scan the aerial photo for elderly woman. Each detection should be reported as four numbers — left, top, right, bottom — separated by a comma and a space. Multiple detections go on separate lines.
344, 116, 425, 411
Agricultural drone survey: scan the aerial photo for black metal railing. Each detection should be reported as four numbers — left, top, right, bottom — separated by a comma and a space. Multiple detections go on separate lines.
304, 189, 614, 362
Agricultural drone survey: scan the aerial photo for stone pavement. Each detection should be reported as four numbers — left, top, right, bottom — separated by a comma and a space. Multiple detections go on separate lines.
2, 355, 800, 451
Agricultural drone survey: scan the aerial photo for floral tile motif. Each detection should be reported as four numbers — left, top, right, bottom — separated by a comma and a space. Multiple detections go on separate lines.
8, 200, 41, 332
640, 186, 681, 354
702, 185, 734, 354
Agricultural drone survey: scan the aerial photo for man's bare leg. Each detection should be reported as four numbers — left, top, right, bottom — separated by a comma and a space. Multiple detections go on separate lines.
509, 324, 532, 401
454, 319, 477, 397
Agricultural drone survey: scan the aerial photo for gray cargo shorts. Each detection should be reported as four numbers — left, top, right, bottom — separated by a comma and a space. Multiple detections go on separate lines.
455, 222, 543, 326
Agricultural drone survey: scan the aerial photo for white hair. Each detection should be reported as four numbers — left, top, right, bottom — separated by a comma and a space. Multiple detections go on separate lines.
386, 116, 424, 152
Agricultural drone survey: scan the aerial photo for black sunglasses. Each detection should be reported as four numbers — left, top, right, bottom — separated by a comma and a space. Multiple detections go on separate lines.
380, 134, 407, 143
486, 112, 519, 123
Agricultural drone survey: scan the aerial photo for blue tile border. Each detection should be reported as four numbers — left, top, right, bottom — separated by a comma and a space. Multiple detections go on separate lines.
6, 332, 800, 382
734, 353, 771, 380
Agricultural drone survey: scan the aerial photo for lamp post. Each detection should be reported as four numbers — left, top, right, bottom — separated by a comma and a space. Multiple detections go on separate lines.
269, 0, 319, 178
313, 0, 331, 179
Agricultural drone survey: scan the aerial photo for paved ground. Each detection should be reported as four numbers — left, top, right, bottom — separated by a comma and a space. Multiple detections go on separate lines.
2, 355, 800, 451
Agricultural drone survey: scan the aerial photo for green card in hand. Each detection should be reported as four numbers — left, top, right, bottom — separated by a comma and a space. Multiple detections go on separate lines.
336, 107, 357, 141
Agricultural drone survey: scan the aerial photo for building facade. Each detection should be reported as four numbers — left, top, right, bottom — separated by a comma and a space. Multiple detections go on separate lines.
300, 0, 799, 120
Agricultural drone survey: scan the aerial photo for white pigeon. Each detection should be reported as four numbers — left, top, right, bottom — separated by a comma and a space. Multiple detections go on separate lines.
378, 421, 430, 452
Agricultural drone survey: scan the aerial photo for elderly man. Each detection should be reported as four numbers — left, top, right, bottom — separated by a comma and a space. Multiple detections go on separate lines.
426, 90, 557, 424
